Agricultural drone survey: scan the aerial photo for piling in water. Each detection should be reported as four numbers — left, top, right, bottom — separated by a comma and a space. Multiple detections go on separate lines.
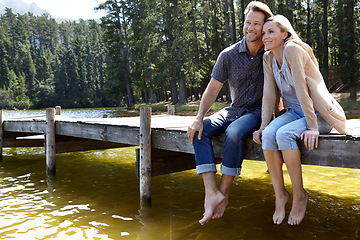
46, 108, 56, 175
140, 107, 151, 206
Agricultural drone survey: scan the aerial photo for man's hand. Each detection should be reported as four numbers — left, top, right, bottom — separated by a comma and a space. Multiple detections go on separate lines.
253, 129, 263, 145
300, 129, 319, 150
187, 118, 203, 144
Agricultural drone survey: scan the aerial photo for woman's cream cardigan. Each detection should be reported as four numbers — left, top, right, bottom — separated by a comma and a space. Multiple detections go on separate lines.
260, 42, 347, 134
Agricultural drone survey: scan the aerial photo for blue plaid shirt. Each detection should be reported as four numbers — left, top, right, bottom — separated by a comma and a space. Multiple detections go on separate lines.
211, 37, 264, 121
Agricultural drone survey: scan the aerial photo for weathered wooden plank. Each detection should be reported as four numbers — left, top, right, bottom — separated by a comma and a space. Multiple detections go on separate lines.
300, 139, 360, 168
55, 137, 129, 153
3, 132, 41, 138
1, 115, 359, 171
55, 121, 139, 145
151, 129, 359, 168
2, 135, 129, 152
4, 120, 46, 134
151, 129, 258, 159
2, 137, 44, 147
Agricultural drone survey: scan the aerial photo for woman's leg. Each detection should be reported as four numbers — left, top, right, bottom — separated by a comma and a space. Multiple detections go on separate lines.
262, 110, 300, 224
281, 149, 308, 225
264, 150, 290, 225
276, 116, 310, 225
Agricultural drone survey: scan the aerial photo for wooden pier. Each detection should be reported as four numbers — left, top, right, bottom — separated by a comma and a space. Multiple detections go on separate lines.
0, 107, 359, 204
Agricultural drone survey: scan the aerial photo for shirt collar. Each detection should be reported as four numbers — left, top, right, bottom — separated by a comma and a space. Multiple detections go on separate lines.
238, 37, 265, 55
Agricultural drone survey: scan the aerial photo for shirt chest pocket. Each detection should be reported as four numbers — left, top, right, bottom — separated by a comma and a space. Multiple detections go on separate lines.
229, 67, 248, 83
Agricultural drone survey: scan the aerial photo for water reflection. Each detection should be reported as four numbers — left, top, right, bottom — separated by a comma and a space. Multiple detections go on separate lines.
3, 108, 140, 119
0, 148, 359, 239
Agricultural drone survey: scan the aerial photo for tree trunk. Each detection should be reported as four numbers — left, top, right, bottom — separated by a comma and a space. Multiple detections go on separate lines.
115, 1, 134, 109
224, 0, 230, 47
202, 2, 212, 59
175, 0, 186, 104
322, 0, 329, 87
306, 0, 312, 46
348, 0, 357, 100
121, 5, 135, 108
286, 0, 294, 23
229, 0, 236, 44
170, 79, 178, 104
192, 0, 200, 68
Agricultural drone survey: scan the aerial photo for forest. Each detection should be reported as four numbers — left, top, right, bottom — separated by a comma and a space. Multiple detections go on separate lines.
0, 0, 359, 110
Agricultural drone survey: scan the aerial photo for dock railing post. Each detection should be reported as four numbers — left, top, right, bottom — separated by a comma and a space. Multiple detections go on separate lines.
0, 110, 3, 162
46, 108, 56, 175
140, 107, 151, 206
55, 106, 61, 115
167, 105, 175, 115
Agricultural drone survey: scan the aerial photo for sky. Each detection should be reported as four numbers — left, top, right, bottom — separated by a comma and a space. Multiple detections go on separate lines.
22, 0, 106, 20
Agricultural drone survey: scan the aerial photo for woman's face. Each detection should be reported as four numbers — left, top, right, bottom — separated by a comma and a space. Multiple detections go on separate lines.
262, 21, 288, 51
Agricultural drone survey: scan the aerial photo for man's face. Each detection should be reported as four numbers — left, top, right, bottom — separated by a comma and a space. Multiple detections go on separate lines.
243, 10, 266, 43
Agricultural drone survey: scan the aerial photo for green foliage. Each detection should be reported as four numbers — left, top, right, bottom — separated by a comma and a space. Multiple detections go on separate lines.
98, 0, 359, 107
0, 10, 110, 109
0, 0, 359, 110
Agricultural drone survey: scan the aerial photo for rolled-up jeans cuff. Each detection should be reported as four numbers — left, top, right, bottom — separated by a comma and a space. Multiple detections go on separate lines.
221, 164, 241, 176
196, 164, 217, 175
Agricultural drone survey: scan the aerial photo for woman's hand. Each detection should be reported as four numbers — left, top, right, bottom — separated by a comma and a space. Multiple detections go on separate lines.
300, 130, 319, 150
253, 129, 263, 145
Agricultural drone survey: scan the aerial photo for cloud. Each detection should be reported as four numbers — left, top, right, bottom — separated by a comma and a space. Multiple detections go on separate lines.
22, 0, 105, 19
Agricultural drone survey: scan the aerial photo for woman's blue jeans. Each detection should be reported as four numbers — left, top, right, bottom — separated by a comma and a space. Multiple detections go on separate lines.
193, 111, 261, 176
262, 109, 333, 150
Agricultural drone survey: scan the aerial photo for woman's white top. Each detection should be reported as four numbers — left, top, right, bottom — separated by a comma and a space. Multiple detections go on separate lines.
272, 54, 302, 112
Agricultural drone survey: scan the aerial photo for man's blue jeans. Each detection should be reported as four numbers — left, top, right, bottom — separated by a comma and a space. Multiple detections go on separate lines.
193, 111, 261, 176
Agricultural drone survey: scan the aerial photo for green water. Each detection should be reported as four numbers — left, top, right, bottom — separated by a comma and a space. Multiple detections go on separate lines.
0, 147, 359, 240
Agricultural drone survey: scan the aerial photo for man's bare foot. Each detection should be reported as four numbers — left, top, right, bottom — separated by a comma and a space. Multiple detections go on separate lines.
212, 196, 228, 219
288, 189, 309, 225
273, 190, 290, 224
199, 191, 225, 225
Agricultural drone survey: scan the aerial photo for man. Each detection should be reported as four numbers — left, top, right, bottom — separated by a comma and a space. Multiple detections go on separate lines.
187, 1, 273, 225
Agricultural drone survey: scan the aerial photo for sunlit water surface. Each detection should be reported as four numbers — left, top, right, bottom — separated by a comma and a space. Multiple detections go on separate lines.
1, 109, 359, 239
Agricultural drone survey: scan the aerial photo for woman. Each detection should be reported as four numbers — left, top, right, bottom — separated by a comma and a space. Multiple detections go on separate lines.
253, 15, 347, 225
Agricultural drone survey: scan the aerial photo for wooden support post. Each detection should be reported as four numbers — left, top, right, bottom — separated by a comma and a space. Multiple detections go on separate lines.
55, 106, 61, 115
46, 108, 56, 175
167, 105, 175, 115
0, 110, 3, 162
140, 107, 151, 205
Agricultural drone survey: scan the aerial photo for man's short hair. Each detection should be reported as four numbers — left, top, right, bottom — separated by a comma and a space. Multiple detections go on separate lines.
244, 1, 273, 20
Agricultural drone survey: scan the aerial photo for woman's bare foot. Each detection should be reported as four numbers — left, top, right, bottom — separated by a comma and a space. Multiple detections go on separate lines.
273, 190, 290, 224
288, 189, 309, 225
212, 196, 228, 219
199, 191, 225, 225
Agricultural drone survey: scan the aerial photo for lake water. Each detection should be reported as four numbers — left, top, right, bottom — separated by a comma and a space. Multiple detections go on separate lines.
1, 109, 359, 239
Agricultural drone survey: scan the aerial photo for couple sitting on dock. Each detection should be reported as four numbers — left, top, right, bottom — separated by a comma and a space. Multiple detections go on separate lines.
187, 1, 347, 226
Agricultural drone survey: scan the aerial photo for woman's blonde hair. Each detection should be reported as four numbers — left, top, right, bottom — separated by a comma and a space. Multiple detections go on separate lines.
266, 15, 319, 68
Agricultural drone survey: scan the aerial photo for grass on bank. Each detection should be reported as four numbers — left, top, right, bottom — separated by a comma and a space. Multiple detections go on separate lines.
135, 101, 230, 114
135, 99, 360, 115
339, 101, 360, 110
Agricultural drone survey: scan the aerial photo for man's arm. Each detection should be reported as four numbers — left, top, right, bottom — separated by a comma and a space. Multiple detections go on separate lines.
187, 78, 223, 144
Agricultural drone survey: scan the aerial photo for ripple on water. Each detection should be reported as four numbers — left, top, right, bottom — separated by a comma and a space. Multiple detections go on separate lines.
0, 147, 359, 239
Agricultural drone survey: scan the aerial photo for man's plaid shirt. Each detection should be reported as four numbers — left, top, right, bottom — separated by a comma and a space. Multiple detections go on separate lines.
211, 37, 264, 121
